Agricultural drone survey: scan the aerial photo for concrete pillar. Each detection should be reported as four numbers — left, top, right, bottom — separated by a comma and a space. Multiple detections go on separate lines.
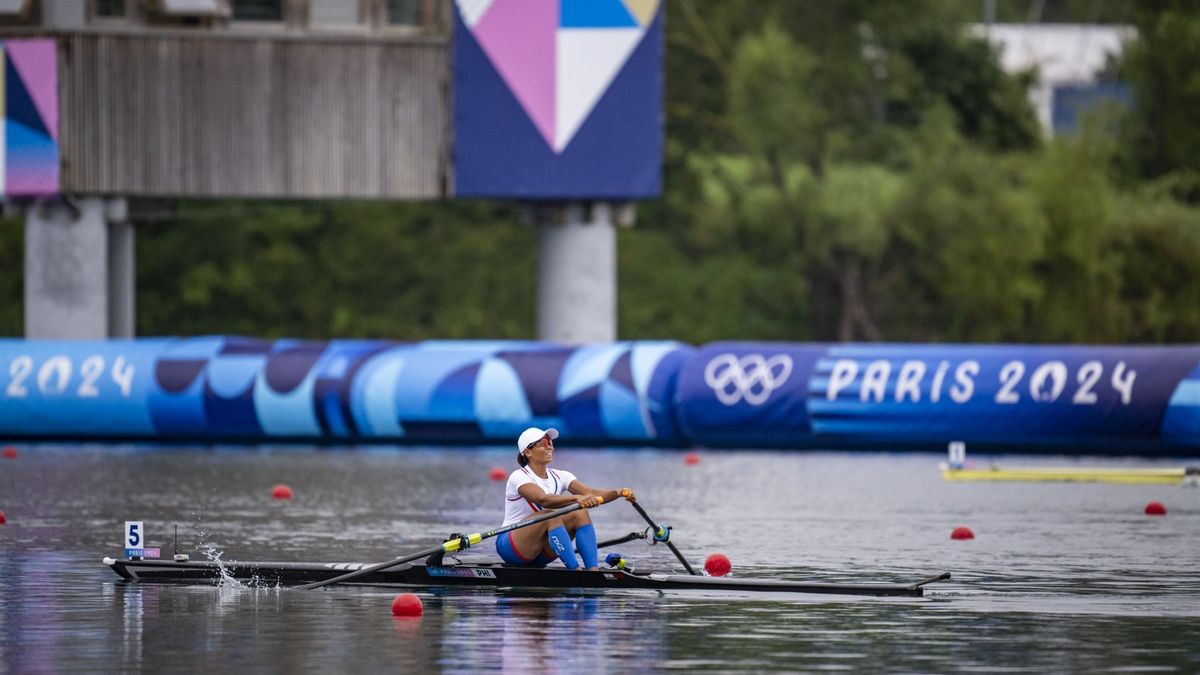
107, 199, 135, 338
24, 197, 135, 339
534, 202, 617, 343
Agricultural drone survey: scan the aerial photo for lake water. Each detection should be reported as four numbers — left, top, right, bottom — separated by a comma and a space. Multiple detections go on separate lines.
2, 444, 1198, 672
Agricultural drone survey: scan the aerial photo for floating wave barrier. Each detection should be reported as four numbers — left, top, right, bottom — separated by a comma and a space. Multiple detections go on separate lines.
0, 338, 1197, 451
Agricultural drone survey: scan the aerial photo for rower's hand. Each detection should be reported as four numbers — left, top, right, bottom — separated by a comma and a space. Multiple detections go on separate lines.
619, 488, 636, 503
576, 494, 602, 509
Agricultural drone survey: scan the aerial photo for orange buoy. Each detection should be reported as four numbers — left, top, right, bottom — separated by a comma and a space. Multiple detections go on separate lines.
684, 452, 700, 466
271, 484, 293, 500
2, 446, 16, 459
488, 466, 507, 481
950, 526, 975, 540
1145, 501, 1166, 516
704, 553, 731, 577
391, 593, 424, 617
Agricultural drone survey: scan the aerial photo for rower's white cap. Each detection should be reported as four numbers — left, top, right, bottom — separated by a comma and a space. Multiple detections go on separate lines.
517, 427, 558, 453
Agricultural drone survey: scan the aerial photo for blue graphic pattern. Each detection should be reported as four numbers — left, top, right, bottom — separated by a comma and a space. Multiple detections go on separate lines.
2, 338, 1200, 451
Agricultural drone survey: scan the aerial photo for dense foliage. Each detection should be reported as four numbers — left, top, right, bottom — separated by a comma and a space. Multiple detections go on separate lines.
1, 0, 1198, 343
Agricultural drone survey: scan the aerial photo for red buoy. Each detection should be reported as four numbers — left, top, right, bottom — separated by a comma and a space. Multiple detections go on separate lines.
271, 484, 293, 500
391, 592, 424, 617
2, 446, 16, 459
488, 466, 507, 481
704, 553, 731, 577
950, 526, 974, 540
1145, 501, 1167, 516
0, 511, 6, 524
684, 452, 701, 466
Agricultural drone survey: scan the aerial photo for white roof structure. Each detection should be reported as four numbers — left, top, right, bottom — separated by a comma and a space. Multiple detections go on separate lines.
972, 24, 1136, 134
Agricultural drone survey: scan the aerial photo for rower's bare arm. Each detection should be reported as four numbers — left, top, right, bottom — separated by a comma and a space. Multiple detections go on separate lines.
518, 483, 590, 509
568, 481, 636, 503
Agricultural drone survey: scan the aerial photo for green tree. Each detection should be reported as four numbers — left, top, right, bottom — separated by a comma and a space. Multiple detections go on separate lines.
1110, 193, 1200, 341
137, 200, 534, 339
880, 110, 1046, 342
1123, 1, 1200, 188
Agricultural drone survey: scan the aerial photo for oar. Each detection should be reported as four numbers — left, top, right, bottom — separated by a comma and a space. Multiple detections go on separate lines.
629, 501, 698, 575
595, 531, 648, 549
295, 500, 604, 590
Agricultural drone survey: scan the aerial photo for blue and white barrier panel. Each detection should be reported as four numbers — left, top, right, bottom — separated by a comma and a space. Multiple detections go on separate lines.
1, 338, 1198, 450
676, 343, 1200, 450
0, 338, 691, 445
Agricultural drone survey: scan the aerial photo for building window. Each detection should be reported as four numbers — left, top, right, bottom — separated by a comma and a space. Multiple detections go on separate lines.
387, 0, 420, 25
94, 0, 126, 17
311, 0, 360, 26
232, 0, 281, 21
153, 0, 227, 19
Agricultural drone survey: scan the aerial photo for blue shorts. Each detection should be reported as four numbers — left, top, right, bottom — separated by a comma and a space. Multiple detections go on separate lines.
496, 531, 556, 567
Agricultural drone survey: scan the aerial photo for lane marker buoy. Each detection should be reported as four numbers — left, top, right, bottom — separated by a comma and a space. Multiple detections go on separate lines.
272, 484, 293, 500
704, 553, 731, 576
951, 526, 974, 540
684, 452, 700, 466
488, 467, 507, 481
1145, 501, 1166, 516
391, 593, 424, 617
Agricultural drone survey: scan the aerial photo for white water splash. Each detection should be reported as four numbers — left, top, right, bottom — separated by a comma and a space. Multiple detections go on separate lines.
198, 543, 244, 589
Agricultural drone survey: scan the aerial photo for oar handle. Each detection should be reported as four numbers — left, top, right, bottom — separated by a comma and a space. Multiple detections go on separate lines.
296, 500, 602, 591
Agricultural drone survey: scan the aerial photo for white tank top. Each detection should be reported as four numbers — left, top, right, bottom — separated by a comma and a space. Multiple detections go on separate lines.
502, 466, 578, 526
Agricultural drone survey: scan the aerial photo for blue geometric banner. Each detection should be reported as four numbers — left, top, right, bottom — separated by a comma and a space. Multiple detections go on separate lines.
452, 0, 662, 198
0, 338, 691, 445
2, 338, 1199, 452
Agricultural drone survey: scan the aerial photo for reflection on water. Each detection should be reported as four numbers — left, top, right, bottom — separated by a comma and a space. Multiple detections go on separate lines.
1, 445, 1199, 672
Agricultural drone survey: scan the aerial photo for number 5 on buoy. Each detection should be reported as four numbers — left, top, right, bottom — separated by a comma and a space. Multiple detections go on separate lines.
124, 520, 160, 559
125, 521, 142, 548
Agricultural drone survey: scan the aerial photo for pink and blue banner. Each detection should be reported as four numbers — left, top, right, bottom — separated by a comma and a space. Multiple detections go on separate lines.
1, 39, 58, 198
453, 0, 662, 199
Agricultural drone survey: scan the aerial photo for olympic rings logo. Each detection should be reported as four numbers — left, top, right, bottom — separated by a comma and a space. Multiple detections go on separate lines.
703, 353, 794, 406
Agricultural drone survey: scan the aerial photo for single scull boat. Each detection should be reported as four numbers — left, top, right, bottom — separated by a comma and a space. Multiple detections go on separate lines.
103, 557, 950, 597
103, 501, 950, 597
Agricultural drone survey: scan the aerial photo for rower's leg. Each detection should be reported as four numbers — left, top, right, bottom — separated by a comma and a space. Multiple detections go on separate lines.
561, 508, 592, 531
506, 519, 553, 563
506, 516, 581, 569
562, 509, 598, 570
574, 523, 599, 569
546, 523, 579, 569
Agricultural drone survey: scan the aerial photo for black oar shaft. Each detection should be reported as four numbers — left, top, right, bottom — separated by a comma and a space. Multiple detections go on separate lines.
629, 501, 698, 575
295, 501, 595, 591
595, 531, 646, 550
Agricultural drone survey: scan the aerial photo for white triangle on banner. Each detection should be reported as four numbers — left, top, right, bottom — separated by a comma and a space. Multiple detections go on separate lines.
554, 27, 642, 153
456, 0, 495, 28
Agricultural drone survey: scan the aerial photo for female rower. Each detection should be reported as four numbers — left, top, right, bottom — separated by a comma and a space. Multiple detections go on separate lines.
496, 427, 635, 570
